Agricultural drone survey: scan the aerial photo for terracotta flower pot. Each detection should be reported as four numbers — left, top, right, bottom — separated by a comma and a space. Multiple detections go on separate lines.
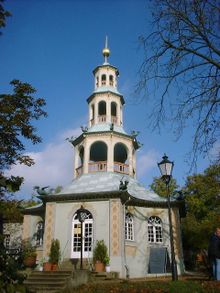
51, 263, 58, 271
95, 261, 105, 272
43, 262, 52, 271
24, 256, 36, 267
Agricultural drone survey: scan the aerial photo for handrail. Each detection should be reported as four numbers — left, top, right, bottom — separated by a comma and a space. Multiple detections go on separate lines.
89, 161, 107, 172
114, 162, 129, 174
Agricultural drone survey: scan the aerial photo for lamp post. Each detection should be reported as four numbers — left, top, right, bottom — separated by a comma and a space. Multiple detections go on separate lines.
158, 154, 178, 281
77, 206, 87, 270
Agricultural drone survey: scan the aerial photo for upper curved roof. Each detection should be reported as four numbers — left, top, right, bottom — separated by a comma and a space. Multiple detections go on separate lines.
87, 123, 127, 135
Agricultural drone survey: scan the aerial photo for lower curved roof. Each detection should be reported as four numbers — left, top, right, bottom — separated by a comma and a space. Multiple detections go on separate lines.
57, 172, 166, 203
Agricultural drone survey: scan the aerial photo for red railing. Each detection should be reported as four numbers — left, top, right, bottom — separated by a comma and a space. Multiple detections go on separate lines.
111, 116, 117, 124
114, 162, 129, 174
98, 115, 106, 123
89, 161, 107, 173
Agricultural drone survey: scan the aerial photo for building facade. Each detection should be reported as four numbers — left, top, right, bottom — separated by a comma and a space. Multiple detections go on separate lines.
23, 41, 185, 278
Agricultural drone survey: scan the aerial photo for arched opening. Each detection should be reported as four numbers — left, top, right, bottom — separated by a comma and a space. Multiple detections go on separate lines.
71, 210, 93, 259
114, 143, 129, 174
148, 216, 163, 243
98, 101, 106, 122
101, 74, 106, 85
76, 146, 84, 177
125, 213, 134, 241
111, 102, 117, 124
35, 220, 44, 246
89, 141, 107, 172
91, 104, 95, 125
109, 75, 114, 86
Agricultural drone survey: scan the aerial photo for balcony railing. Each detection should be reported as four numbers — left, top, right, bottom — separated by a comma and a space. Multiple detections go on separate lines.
98, 115, 106, 123
90, 118, 95, 126
89, 161, 107, 172
111, 116, 117, 124
76, 165, 83, 176
114, 162, 129, 174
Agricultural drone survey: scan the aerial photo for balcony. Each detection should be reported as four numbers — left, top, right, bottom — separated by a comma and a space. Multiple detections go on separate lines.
89, 161, 107, 172
98, 115, 106, 123
111, 116, 117, 124
114, 162, 129, 174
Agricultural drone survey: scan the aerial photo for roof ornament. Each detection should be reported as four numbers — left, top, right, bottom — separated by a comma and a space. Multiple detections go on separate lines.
119, 178, 129, 191
102, 36, 110, 64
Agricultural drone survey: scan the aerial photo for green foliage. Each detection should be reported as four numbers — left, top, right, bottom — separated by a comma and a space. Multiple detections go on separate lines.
49, 239, 60, 264
0, 79, 47, 197
93, 240, 109, 265
150, 177, 179, 197
0, 236, 25, 290
21, 239, 37, 258
181, 164, 220, 266
0, 0, 11, 34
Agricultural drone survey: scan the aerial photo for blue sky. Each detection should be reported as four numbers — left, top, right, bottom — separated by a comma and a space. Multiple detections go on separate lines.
1, 0, 211, 199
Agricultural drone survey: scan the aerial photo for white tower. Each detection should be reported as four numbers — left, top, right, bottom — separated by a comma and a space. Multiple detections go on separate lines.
71, 38, 140, 178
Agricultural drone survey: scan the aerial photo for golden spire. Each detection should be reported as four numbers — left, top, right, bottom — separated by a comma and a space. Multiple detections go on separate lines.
102, 36, 110, 63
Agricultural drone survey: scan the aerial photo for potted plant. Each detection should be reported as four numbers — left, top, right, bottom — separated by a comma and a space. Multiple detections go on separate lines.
22, 240, 37, 268
104, 256, 110, 272
49, 239, 60, 271
93, 240, 109, 272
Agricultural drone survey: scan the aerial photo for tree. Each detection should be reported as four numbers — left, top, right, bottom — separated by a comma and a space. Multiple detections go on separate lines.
181, 164, 220, 267
0, 0, 11, 34
0, 80, 47, 197
150, 176, 179, 197
138, 0, 220, 168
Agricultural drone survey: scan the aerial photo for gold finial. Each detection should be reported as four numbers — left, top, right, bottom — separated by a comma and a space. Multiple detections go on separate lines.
102, 36, 110, 63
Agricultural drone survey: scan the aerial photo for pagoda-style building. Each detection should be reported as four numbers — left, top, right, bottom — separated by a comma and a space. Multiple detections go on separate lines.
22, 40, 185, 278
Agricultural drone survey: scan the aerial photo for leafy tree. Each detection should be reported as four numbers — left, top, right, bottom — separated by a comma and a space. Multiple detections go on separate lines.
181, 164, 220, 267
150, 177, 179, 197
0, 0, 11, 35
0, 79, 47, 197
138, 0, 220, 167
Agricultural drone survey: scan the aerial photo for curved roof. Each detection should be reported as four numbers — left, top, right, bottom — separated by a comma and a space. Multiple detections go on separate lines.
87, 123, 127, 135
57, 172, 166, 203
93, 86, 122, 96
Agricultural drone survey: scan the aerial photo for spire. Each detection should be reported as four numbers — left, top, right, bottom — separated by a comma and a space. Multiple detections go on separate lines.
102, 36, 110, 64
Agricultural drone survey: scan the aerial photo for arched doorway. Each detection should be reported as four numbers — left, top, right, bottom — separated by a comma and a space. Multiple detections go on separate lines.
71, 210, 93, 259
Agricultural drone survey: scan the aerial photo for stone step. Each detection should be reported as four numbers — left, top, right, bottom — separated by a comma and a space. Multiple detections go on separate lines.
24, 270, 72, 293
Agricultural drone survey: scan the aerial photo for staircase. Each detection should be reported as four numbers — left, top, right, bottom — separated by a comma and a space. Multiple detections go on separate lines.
24, 270, 72, 293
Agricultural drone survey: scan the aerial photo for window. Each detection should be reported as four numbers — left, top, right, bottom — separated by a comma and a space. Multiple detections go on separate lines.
35, 221, 44, 246
125, 213, 134, 241
109, 75, 114, 86
148, 216, 163, 243
101, 74, 106, 85
4, 234, 10, 249
71, 210, 93, 258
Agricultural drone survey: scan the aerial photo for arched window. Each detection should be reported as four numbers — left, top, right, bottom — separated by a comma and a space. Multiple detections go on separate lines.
71, 210, 93, 258
101, 74, 106, 85
35, 221, 44, 246
114, 143, 128, 174
125, 213, 134, 241
89, 141, 107, 172
98, 101, 106, 116
109, 75, 114, 86
148, 216, 163, 243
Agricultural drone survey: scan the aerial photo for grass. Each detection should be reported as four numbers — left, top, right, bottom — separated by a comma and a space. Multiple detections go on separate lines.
66, 279, 220, 293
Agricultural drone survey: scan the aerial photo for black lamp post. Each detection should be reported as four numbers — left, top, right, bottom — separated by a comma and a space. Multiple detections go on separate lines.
158, 154, 178, 281
77, 206, 87, 270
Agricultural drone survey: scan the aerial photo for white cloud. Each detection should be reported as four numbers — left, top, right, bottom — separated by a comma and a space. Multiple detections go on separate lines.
136, 149, 159, 180
6, 127, 81, 199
